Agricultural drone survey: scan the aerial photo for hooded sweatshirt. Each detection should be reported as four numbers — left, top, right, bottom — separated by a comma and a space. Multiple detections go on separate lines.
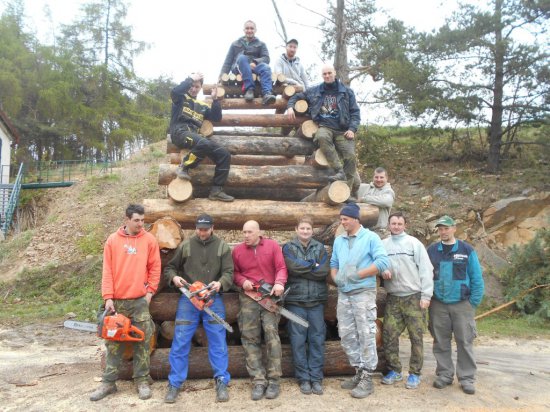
102, 227, 161, 300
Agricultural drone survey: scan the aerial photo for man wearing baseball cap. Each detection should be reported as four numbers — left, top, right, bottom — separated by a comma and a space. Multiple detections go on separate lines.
163, 213, 234, 403
273, 38, 310, 88
330, 202, 389, 399
427, 215, 484, 395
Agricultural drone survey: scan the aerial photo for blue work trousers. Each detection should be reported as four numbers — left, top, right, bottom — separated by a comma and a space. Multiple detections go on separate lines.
235, 54, 273, 95
168, 295, 230, 388
286, 303, 326, 383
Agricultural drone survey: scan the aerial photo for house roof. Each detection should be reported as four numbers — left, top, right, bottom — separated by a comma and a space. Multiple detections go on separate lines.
0, 108, 20, 144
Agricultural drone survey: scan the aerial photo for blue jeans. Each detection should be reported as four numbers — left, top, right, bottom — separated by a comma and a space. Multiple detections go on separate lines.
168, 295, 230, 387
234, 54, 273, 95
286, 303, 326, 382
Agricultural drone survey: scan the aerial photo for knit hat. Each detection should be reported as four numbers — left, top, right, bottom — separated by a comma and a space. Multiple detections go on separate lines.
340, 202, 360, 219
435, 215, 455, 227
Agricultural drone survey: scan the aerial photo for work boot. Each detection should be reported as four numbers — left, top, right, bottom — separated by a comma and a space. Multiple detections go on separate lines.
251, 383, 266, 401
461, 382, 476, 395
90, 382, 117, 401
209, 186, 234, 202
350, 369, 374, 399
328, 169, 346, 182
215, 377, 229, 402
164, 384, 179, 403
340, 368, 362, 389
262, 93, 276, 105
299, 381, 312, 395
311, 381, 324, 395
244, 88, 255, 102
176, 165, 191, 180
137, 381, 152, 400
433, 376, 453, 389
265, 381, 280, 399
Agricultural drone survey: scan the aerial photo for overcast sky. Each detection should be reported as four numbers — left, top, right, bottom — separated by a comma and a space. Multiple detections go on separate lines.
2, 0, 453, 123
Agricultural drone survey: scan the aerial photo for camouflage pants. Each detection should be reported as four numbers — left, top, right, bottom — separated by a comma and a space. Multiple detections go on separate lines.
314, 126, 357, 190
337, 289, 378, 371
383, 293, 427, 375
238, 294, 282, 385
102, 297, 154, 383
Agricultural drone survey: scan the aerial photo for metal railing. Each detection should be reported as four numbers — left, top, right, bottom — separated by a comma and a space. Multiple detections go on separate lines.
1, 163, 24, 237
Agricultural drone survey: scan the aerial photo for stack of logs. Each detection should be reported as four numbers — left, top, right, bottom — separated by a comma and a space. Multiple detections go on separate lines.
113, 74, 386, 379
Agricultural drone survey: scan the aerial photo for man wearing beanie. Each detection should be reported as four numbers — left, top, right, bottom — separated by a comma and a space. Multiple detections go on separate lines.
330, 202, 389, 398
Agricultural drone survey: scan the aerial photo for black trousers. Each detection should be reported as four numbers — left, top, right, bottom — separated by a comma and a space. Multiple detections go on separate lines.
172, 124, 231, 187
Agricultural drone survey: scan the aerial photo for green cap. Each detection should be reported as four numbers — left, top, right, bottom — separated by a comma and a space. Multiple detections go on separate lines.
435, 215, 456, 227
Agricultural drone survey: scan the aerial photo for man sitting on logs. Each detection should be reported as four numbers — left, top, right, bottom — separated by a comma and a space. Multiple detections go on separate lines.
358, 167, 395, 231
232, 220, 288, 401
286, 64, 361, 196
330, 202, 389, 399
220, 20, 276, 105
282, 215, 330, 395
273, 38, 309, 88
163, 214, 234, 403
169, 73, 234, 202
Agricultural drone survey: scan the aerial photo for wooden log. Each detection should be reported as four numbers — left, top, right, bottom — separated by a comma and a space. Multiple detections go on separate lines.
167, 178, 193, 203
169, 153, 306, 166
148, 217, 183, 250
157, 164, 336, 188
276, 73, 286, 84
313, 220, 346, 246
198, 120, 213, 137
203, 83, 303, 96
294, 99, 308, 114
316, 181, 351, 205
305, 149, 329, 168
144, 199, 379, 230
166, 135, 314, 157
296, 120, 319, 139
160, 320, 175, 341
110, 341, 386, 380
282, 85, 296, 99
192, 186, 315, 201
220, 73, 230, 83
213, 114, 305, 128
205, 96, 287, 110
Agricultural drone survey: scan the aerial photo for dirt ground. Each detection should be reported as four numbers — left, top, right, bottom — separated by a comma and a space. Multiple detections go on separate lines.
0, 323, 549, 411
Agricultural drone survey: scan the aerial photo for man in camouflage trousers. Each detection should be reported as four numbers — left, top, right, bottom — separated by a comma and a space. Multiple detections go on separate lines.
232, 220, 288, 401
90, 204, 161, 402
381, 212, 433, 389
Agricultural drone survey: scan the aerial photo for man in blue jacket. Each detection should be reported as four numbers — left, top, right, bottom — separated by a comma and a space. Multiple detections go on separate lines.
330, 203, 389, 399
427, 215, 484, 395
220, 20, 275, 105
287, 64, 361, 192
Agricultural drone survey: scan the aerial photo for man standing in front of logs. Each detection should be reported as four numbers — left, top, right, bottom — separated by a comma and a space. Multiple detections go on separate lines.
381, 212, 433, 389
286, 64, 361, 191
169, 72, 234, 202
273, 38, 309, 88
427, 215, 484, 395
220, 20, 276, 105
232, 220, 288, 401
282, 215, 330, 395
330, 202, 389, 399
90, 204, 161, 402
358, 167, 395, 231
163, 213, 233, 404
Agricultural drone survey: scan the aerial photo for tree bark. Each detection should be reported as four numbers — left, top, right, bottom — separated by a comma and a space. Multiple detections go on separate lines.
204, 96, 288, 110
143, 199, 379, 230
203, 83, 303, 97
169, 153, 306, 166
213, 114, 305, 128
191, 186, 315, 201
157, 164, 337, 188
488, 0, 504, 173
334, 0, 350, 85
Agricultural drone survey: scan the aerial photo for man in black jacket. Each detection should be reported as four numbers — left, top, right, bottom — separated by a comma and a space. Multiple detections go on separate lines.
169, 73, 233, 202
287, 64, 361, 194
220, 20, 275, 105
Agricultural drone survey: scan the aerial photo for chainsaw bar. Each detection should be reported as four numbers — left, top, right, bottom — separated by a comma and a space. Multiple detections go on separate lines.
63, 320, 97, 333
278, 307, 309, 328
179, 287, 234, 333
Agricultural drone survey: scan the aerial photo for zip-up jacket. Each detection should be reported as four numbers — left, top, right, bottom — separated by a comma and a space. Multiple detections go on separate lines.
163, 234, 233, 292
169, 77, 222, 135
232, 237, 287, 288
427, 240, 484, 307
358, 182, 395, 229
382, 232, 433, 301
330, 226, 389, 293
102, 227, 161, 300
287, 79, 361, 132
282, 237, 329, 304
273, 54, 309, 88
220, 36, 270, 75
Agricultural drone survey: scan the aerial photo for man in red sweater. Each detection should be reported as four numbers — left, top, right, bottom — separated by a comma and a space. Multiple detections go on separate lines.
90, 204, 161, 402
232, 220, 287, 401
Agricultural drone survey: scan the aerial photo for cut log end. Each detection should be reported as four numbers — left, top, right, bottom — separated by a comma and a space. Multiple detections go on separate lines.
148, 216, 184, 249
297, 120, 319, 139
167, 178, 193, 203
313, 149, 329, 168
199, 120, 213, 137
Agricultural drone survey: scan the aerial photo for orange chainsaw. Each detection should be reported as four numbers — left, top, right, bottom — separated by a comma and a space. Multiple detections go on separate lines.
64, 308, 144, 342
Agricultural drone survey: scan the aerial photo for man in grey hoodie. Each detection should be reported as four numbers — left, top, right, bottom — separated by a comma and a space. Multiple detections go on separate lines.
273, 39, 309, 88
380, 212, 433, 390
358, 167, 395, 230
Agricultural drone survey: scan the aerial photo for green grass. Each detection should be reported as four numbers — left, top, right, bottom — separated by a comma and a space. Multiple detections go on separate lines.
476, 311, 550, 338
0, 258, 103, 323
78, 173, 121, 201
0, 230, 34, 265
76, 223, 105, 255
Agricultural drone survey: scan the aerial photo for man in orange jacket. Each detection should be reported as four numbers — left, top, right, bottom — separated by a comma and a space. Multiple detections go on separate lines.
90, 204, 161, 402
